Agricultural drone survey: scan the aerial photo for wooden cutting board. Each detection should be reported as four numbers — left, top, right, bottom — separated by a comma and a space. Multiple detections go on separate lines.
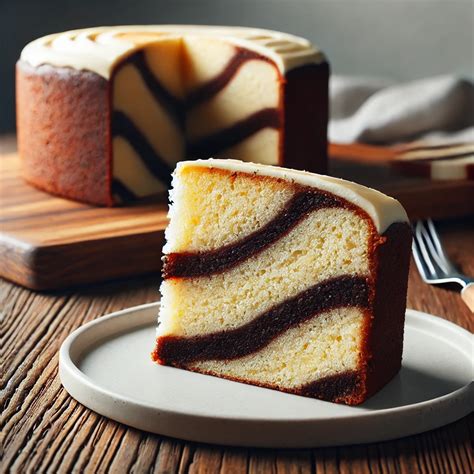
1, 152, 473, 290
329, 143, 474, 221
1, 153, 167, 290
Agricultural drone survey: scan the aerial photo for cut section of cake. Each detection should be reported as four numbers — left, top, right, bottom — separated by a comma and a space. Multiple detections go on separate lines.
17, 26, 329, 205
152, 159, 412, 405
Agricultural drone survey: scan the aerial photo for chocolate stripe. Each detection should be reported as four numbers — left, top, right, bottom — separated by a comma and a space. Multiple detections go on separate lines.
111, 178, 137, 202
113, 49, 282, 177
186, 48, 272, 108
112, 111, 173, 187
186, 108, 281, 157
193, 368, 363, 403
298, 370, 362, 402
163, 190, 342, 278
117, 50, 184, 128
153, 275, 369, 364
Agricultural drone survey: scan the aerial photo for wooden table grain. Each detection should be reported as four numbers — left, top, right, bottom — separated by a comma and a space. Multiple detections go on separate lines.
1, 142, 473, 473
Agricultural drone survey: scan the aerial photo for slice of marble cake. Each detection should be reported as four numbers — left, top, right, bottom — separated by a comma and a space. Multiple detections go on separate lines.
152, 159, 412, 406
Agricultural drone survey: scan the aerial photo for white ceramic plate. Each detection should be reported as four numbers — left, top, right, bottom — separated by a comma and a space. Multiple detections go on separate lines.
59, 303, 473, 448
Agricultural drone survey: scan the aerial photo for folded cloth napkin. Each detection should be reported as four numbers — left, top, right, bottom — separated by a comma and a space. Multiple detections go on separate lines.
329, 75, 474, 145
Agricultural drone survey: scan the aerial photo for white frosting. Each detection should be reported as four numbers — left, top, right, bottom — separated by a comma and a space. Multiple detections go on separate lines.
20, 25, 324, 79
177, 159, 409, 234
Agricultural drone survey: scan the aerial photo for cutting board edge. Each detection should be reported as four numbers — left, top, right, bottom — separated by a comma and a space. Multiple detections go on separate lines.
0, 229, 165, 291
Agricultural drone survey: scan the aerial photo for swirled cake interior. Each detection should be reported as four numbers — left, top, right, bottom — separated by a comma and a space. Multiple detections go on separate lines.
152, 159, 412, 405
111, 36, 283, 200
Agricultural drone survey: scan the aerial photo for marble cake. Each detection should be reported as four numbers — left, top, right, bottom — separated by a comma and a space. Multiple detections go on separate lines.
152, 159, 412, 405
17, 26, 329, 205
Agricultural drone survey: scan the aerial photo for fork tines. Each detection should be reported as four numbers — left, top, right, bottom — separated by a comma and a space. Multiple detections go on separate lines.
412, 219, 462, 285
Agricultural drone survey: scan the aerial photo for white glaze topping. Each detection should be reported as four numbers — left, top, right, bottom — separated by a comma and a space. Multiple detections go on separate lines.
20, 25, 324, 79
176, 159, 409, 234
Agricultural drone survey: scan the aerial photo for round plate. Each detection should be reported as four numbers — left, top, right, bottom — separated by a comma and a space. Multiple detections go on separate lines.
59, 303, 473, 448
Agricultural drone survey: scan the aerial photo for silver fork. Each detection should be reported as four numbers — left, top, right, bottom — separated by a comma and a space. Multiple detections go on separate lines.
412, 219, 474, 313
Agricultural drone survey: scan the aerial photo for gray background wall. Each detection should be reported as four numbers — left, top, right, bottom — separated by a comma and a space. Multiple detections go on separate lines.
2, 0, 473, 132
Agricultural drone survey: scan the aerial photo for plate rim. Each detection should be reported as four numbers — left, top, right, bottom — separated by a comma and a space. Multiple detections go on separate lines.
59, 303, 474, 445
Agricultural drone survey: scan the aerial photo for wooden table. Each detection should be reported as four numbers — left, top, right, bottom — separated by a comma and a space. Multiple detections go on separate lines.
1, 140, 473, 473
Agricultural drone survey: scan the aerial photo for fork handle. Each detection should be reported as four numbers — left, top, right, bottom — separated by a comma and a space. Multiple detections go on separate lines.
461, 283, 474, 313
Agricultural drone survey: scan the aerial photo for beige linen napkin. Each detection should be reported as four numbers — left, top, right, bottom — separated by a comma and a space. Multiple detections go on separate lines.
329, 75, 474, 180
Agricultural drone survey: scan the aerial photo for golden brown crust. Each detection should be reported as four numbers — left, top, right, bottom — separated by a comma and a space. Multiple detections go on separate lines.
16, 61, 113, 206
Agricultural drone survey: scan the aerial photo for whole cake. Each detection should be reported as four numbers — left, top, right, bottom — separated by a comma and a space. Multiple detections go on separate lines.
16, 26, 329, 205
152, 159, 412, 405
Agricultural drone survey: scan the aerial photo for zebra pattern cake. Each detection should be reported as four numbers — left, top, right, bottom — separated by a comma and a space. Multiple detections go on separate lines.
17, 26, 329, 205
152, 159, 412, 405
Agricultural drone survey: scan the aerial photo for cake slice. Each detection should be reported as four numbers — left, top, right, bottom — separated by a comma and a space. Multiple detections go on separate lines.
152, 159, 412, 405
